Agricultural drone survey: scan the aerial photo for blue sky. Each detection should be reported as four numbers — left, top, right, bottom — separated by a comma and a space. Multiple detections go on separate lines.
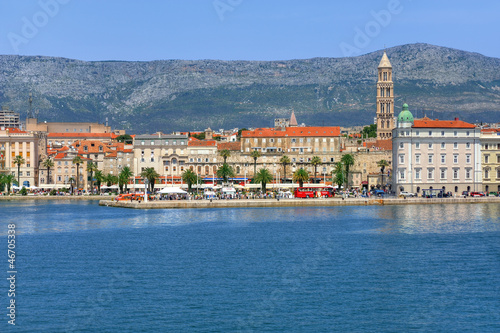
0, 0, 498, 61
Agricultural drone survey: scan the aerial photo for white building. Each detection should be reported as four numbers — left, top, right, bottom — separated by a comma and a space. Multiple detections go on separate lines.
392, 104, 481, 196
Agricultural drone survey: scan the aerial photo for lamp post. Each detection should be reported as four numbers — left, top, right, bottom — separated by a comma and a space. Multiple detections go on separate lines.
144, 178, 149, 202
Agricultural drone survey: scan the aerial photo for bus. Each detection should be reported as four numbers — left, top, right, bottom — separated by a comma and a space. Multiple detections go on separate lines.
294, 187, 335, 198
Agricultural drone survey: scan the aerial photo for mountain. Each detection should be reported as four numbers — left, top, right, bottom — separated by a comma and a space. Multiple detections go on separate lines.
0, 43, 499, 133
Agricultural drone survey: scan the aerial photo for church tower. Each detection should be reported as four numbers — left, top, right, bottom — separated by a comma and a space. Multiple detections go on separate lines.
376, 52, 394, 140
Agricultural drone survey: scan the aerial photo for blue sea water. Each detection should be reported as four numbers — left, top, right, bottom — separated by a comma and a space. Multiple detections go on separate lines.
1, 200, 500, 332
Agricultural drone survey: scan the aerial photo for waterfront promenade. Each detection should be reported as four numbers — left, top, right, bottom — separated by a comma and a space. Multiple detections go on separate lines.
99, 196, 500, 209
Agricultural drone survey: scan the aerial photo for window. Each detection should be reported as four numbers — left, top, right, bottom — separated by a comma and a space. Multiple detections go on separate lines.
465, 169, 471, 179
245, 139, 249, 143
485, 155, 489, 163
441, 142, 445, 149
485, 144, 489, 150
291, 139, 296, 143
427, 168, 434, 179
440, 169, 446, 179
441, 155, 446, 164
151, 141, 155, 145
497, 155, 500, 163
466, 142, 471, 149
399, 154, 405, 164
299, 138, 303, 143
466, 154, 471, 164
429, 131, 432, 136
497, 169, 500, 179
415, 142, 420, 149
399, 142, 404, 149
141, 141, 145, 145
27, 171, 30, 176
466, 131, 470, 136
428, 143, 433, 149
262, 139, 266, 143
428, 154, 433, 163
416, 131, 419, 136
415, 169, 421, 179
399, 170, 405, 180
485, 169, 490, 178
454, 131, 458, 136
269, 138, 274, 143
330, 158, 335, 162
453, 169, 459, 179
453, 155, 458, 164
278, 138, 282, 143
415, 154, 420, 164
453, 142, 458, 149
441, 131, 445, 136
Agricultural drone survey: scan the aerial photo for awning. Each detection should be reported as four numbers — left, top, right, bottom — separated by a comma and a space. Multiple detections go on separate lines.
159, 187, 188, 194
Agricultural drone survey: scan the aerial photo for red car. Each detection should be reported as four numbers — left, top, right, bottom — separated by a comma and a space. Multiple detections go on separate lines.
469, 192, 485, 197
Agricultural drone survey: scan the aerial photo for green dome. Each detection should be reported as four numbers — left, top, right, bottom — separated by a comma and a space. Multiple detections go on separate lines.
397, 103, 414, 123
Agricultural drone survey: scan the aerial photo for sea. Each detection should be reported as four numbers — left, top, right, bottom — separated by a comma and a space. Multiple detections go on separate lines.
1, 200, 499, 332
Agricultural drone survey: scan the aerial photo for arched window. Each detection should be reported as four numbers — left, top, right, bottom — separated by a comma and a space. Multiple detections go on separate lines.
416, 187, 420, 193
467, 186, 470, 192
454, 186, 458, 193
197, 166, 202, 173
213, 166, 217, 173
236, 166, 240, 174
190, 166, 194, 171
386, 120, 390, 128
205, 166, 209, 174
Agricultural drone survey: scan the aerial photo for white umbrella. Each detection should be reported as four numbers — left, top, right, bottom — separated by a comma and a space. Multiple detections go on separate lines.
159, 187, 187, 194
108, 185, 119, 190
100, 185, 109, 189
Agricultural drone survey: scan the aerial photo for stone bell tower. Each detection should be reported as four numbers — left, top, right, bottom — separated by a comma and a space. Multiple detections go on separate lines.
376, 52, 395, 140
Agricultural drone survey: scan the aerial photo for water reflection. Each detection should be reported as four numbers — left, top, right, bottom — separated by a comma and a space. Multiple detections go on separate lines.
1, 201, 499, 236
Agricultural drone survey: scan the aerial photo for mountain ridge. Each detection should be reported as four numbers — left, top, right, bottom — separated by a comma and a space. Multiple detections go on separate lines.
0, 43, 499, 133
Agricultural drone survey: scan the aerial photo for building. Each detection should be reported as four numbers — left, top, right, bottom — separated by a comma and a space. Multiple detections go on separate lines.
26, 116, 115, 134
480, 128, 500, 193
376, 52, 395, 140
392, 104, 481, 196
133, 132, 189, 178
0, 127, 47, 187
49, 147, 89, 190
47, 132, 118, 147
0, 106, 21, 129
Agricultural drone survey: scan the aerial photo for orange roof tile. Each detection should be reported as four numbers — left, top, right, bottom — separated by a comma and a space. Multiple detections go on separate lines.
367, 139, 393, 151
71, 140, 114, 154
241, 126, 341, 138
4, 128, 27, 133
412, 117, 475, 129
217, 141, 241, 151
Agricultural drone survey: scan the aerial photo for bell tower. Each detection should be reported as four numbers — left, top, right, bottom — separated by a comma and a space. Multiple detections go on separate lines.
376, 52, 394, 140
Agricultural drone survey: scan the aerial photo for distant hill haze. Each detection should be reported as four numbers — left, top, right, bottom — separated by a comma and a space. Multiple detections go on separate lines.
1, 43, 499, 133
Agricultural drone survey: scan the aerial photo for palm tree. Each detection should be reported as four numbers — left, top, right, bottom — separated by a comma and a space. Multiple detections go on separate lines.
94, 170, 104, 192
86, 161, 98, 193
250, 150, 261, 176
253, 168, 273, 192
13, 155, 25, 187
140, 167, 160, 193
104, 174, 119, 187
72, 155, 83, 193
279, 155, 290, 183
310, 156, 322, 184
119, 166, 133, 193
293, 168, 309, 188
331, 162, 345, 190
2, 174, 16, 194
69, 177, 75, 194
219, 149, 231, 164
341, 153, 355, 189
182, 169, 198, 192
377, 159, 390, 189
216, 163, 235, 184
42, 158, 54, 184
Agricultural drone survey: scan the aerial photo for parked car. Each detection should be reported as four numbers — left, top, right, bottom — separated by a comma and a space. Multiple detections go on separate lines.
461, 191, 469, 197
469, 191, 485, 197
399, 191, 416, 198
488, 192, 499, 197
371, 189, 386, 197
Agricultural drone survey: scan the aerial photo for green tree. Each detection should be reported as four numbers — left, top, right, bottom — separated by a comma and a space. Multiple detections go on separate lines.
140, 167, 160, 193
94, 170, 104, 192
104, 174, 119, 187
250, 150, 261, 176
119, 166, 133, 193
253, 168, 273, 192
341, 154, 355, 189
219, 149, 231, 164
13, 155, 25, 187
2, 174, 16, 194
237, 128, 248, 140
361, 124, 377, 138
69, 177, 75, 194
310, 156, 322, 184
377, 159, 390, 188
115, 134, 133, 144
42, 158, 54, 184
331, 162, 345, 189
216, 163, 235, 183
293, 168, 309, 188
279, 155, 290, 183
72, 155, 83, 193
182, 169, 198, 192
86, 161, 98, 193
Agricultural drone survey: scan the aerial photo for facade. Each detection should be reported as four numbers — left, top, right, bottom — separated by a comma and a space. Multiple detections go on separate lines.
392, 104, 481, 196
26, 117, 114, 134
376, 52, 395, 140
0, 127, 47, 187
133, 133, 189, 178
49, 148, 89, 190
0, 106, 21, 129
480, 128, 500, 193
47, 132, 117, 147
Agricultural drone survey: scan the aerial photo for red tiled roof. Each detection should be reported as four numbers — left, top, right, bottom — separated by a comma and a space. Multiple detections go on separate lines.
188, 140, 217, 147
54, 152, 67, 159
72, 140, 113, 154
412, 117, 475, 129
366, 139, 393, 151
241, 126, 341, 138
481, 128, 500, 133
4, 128, 27, 133
217, 141, 241, 151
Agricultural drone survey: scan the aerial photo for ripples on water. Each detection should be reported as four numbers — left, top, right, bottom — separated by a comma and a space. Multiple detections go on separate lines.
1, 200, 499, 332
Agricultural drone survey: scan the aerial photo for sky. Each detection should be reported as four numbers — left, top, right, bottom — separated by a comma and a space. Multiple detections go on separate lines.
0, 0, 498, 61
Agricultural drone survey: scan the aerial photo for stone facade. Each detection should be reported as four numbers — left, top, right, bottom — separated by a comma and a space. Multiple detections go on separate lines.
480, 129, 500, 193
376, 52, 395, 140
